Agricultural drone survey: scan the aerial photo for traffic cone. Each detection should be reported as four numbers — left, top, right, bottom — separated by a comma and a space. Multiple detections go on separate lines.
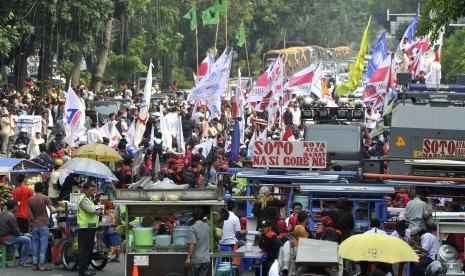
132, 265, 139, 276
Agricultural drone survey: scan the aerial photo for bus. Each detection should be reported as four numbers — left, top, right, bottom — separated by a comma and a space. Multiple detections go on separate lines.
263, 45, 352, 75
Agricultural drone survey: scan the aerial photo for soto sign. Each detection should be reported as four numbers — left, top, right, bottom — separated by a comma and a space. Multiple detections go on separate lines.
422, 139, 465, 158
252, 141, 327, 168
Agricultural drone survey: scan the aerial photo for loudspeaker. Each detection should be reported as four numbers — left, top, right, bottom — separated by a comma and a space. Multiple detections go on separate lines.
397, 73, 412, 85
457, 74, 465, 85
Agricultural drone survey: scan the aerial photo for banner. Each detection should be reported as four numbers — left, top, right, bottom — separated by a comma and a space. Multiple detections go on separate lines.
188, 49, 232, 101
422, 139, 465, 158
63, 87, 86, 147
252, 141, 327, 168
134, 61, 153, 146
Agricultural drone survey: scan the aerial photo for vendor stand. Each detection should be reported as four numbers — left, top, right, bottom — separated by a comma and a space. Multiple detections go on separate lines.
114, 188, 224, 276
299, 184, 393, 231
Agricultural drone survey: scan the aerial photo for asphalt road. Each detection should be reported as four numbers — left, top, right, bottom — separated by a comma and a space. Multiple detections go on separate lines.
1, 261, 125, 276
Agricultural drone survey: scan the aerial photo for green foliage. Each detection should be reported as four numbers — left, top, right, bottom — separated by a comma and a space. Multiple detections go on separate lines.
105, 53, 147, 85
441, 28, 465, 83
418, 0, 464, 39
80, 71, 92, 86
171, 67, 194, 89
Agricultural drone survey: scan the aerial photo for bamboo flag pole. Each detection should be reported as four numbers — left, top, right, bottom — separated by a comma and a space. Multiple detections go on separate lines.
195, 26, 199, 75
214, 21, 219, 50
225, 1, 228, 45
243, 20, 251, 78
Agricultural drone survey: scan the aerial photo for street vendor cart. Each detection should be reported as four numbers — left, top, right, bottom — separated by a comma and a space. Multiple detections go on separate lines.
114, 188, 224, 276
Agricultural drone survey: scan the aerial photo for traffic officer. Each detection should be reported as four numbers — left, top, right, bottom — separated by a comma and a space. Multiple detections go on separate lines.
77, 182, 101, 276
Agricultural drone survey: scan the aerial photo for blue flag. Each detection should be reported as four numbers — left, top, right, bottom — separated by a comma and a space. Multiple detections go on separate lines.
230, 120, 240, 162
367, 32, 388, 80
398, 9, 418, 49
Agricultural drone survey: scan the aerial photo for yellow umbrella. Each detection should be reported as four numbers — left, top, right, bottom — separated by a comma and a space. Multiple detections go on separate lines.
339, 233, 419, 264
71, 143, 123, 162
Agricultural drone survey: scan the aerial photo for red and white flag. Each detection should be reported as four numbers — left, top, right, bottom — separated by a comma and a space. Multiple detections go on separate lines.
245, 66, 271, 104
197, 54, 214, 78
285, 62, 323, 98
282, 126, 295, 141
363, 55, 392, 103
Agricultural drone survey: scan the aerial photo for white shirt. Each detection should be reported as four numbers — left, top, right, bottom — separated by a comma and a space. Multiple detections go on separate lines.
421, 232, 438, 259
291, 108, 301, 125
390, 229, 411, 242
87, 128, 103, 144
124, 89, 132, 99
365, 113, 377, 129
27, 137, 45, 158
219, 211, 240, 245
364, 227, 387, 235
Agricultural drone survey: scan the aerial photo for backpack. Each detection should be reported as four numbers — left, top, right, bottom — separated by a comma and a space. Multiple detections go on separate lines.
318, 228, 340, 243
181, 169, 196, 188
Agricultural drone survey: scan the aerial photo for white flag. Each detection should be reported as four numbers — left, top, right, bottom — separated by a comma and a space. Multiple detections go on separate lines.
134, 61, 154, 146
63, 86, 86, 147
126, 121, 136, 146
177, 116, 185, 154
187, 49, 232, 101
100, 122, 122, 147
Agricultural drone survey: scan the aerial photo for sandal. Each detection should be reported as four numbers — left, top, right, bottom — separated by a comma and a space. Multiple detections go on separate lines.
39, 265, 52, 271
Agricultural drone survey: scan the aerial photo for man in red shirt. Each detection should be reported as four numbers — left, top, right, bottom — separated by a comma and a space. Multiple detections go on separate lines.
12, 174, 34, 233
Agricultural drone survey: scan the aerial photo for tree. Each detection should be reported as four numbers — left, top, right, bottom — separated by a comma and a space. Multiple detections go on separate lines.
418, 0, 465, 38
440, 28, 465, 83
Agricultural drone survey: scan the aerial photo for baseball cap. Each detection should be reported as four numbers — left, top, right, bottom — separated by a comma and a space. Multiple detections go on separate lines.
259, 219, 272, 228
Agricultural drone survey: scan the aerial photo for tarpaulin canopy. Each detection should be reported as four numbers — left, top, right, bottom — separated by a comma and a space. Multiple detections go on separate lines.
0, 158, 48, 175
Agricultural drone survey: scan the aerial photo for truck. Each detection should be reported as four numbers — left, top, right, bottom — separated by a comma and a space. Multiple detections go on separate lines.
302, 102, 366, 171
388, 85, 465, 175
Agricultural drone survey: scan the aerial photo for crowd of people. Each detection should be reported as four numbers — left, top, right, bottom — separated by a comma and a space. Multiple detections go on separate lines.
0, 79, 434, 276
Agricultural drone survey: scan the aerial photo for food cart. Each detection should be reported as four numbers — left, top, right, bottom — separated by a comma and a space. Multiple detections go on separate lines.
114, 188, 224, 276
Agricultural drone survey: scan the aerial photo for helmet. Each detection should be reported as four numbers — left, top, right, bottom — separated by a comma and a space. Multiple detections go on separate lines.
20, 128, 27, 133
425, 261, 447, 276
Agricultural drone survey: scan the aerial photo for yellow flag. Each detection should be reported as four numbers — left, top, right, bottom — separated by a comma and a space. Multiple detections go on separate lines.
336, 16, 371, 96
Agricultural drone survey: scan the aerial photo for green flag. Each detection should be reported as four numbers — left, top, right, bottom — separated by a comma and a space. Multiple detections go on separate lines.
202, 7, 220, 26
183, 5, 197, 31
236, 21, 246, 47
213, 0, 227, 13
383, 98, 395, 116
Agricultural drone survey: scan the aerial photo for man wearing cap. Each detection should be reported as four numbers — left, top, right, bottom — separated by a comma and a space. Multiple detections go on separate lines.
1, 109, 11, 154
0, 200, 31, 267
409, 227, 438, 276
258, 219, 282, 276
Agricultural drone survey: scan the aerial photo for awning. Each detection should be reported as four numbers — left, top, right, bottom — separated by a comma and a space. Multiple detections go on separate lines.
300, 185, 394, 195
0, 158, 48, 175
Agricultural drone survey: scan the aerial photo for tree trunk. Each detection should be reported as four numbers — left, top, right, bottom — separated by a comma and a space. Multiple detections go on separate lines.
162, 54, 171, 90
70, 51, 82, 89
14, 54, 28, 92
90, 19, 113, 93
38, 30, 54, 89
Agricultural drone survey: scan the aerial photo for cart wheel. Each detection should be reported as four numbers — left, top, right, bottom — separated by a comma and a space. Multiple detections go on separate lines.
90, 257, 108, 270
61, 240, 78, 271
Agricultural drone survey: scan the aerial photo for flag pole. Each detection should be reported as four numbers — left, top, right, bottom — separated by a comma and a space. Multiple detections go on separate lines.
214, 21, 219, 50
225, 2, 228, 46
243, 20, 251, 78
196, 26, 199, 75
